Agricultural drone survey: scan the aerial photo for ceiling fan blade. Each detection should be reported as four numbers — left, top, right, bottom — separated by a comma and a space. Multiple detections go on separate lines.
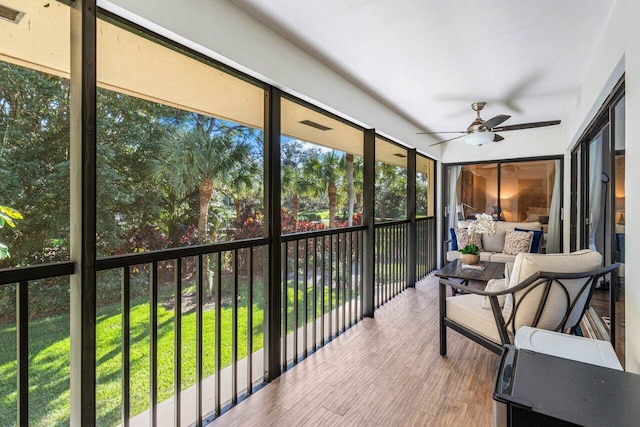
493, 134, 504, 142
417, 131, 466, 135
492, 120, 561, 132
429, 134, 466, 146
481, 115, 511, 130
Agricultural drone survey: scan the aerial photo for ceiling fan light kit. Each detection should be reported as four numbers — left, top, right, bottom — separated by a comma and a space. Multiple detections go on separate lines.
422, 101, 561, 147
465, 131, 495, 146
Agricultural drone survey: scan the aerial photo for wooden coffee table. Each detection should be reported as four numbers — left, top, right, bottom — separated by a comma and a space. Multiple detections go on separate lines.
435, 260, 505, 295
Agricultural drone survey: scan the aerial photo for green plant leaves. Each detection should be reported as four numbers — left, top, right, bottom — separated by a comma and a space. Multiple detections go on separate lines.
0, 205, 23, 228
459, 243, 480, 255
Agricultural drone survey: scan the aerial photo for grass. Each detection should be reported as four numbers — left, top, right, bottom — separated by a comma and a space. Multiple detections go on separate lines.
0, 272, 356, 426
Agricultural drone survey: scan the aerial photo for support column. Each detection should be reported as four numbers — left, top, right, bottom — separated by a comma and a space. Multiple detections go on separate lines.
69, 0, 97, 425
264, 87, 282, 380
363, 130, 376, 317
407, 149, 417, 287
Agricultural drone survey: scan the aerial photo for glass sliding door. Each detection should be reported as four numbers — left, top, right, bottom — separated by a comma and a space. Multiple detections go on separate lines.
587, 130, 606, 256
572, 81, 625, 363
500, 159, 561, 253
612, 95, 625, 363
443, 157, 563, 259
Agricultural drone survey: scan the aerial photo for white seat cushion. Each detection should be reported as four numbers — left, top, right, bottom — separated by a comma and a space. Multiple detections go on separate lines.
446, 294, 504, 344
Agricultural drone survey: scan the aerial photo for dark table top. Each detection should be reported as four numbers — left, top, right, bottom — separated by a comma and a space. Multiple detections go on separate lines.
435, 259, 505, 283
495, 346, 640, 427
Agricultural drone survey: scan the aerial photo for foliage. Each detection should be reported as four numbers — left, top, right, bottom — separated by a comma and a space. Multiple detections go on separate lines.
0, 63, 70, 267
416, 172, 429, 216
1, 57, 410, 267
233, 203, 265, 240
302, 150, 344, 228
375, 162, 407, 220
281, 208, 326, 234
459, 243, 480, 255
152, 118, 262, 243
334, 212, 363, 228
0, 58, 407, 293
0, 205, 22, 259
298, 212, 322, 222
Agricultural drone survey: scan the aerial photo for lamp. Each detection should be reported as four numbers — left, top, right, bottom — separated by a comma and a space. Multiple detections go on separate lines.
616, 197, 625, 225
500, 199, 512, 221
465, 131, 495, 146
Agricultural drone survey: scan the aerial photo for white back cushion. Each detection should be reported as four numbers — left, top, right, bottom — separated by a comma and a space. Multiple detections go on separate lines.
459, 220, 541, 253
502, 250, 602, 332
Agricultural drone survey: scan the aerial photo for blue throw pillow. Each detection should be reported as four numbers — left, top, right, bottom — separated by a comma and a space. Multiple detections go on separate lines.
515, 227, 544, 253
449, 227, 458, 251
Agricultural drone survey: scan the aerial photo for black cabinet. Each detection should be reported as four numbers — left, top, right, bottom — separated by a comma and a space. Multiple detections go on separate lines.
494, 345, 640, 427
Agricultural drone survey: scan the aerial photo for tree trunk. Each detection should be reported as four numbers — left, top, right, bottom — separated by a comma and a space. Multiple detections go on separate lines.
346, 154, 354, 227
198, 177, 214, 243
293, 193, 300, 232
328, 183, 337, 228
355, 192, 362, 215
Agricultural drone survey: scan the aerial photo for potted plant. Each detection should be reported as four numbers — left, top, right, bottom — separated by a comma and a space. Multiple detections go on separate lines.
459, 213, 495, 265
459, 242, 481, 265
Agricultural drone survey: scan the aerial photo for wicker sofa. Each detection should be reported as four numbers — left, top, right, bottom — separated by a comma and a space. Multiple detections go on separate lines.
446, 220, 543, 263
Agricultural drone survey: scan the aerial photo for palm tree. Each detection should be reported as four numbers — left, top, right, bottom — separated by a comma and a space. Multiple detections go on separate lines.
344, 154, 355, 226
339, 153, 364, 226
282, 165, 318, 230
352, 156, 364, 215
153, 122, 258, 243
304, 151, 343, 228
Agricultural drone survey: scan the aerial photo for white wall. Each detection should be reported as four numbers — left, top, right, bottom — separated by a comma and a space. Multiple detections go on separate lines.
100, 0, 441, 160
564, 0, 639, 372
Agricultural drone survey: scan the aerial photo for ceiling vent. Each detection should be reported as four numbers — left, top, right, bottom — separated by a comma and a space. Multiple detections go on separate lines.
299, 120, 332, 131
393, 153, 407, 158
0, 4, 24, 24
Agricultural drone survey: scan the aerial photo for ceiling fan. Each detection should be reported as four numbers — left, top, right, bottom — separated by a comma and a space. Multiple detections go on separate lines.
420, 102, 561, 147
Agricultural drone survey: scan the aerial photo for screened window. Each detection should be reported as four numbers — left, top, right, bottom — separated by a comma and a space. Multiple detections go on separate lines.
375, 137, 407, 221
0, 1, 70, 268
96, 18, 265, 255
416, 155, 435, 218
280, 97, 364, 232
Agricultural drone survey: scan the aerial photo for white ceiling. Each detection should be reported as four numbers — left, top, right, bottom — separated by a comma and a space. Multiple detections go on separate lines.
230, 0, 615, 148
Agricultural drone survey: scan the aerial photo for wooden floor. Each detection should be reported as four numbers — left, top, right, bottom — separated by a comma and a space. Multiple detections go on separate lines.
211, 274, 498, 426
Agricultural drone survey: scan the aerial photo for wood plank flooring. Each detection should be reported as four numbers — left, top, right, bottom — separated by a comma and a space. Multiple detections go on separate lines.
211, 274, 499, 426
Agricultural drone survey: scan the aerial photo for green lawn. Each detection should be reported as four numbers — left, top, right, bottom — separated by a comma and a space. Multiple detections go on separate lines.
0, 274, 352, 426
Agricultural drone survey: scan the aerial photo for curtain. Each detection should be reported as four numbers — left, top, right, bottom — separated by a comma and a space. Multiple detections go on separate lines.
447, 165, 462, 232
588, 134, 603, 252
546, 159, 562, 253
